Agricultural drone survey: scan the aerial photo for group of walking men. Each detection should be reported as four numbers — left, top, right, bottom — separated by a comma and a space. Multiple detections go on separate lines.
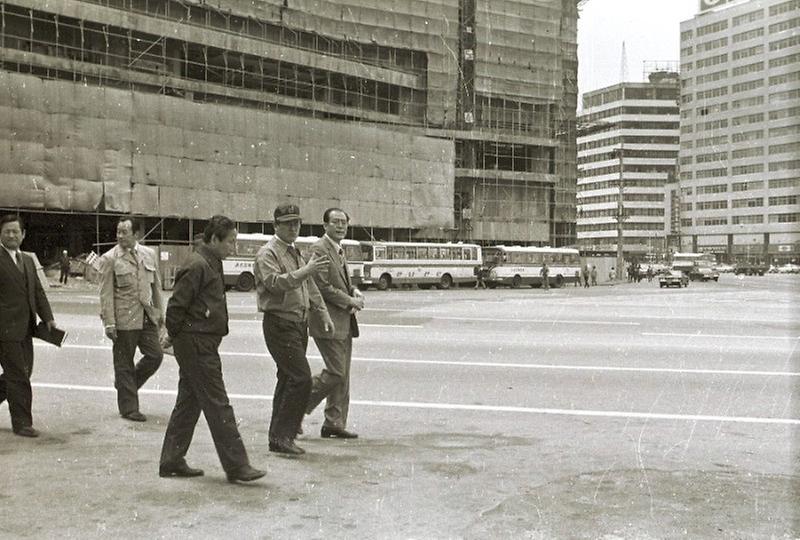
0, 204, 363, 485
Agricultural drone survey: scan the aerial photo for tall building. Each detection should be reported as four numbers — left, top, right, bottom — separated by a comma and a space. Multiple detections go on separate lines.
679, 0, 800, 264
0, 0, 578, 262
576, 72, 680, 259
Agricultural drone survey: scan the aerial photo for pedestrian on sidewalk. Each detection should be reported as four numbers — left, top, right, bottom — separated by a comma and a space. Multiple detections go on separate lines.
59, 250, 70, 285
159, 215, 265, 484
540, 262, 550, 290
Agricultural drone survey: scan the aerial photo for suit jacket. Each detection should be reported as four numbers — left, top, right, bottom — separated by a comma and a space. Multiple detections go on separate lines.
0, 249, 54, 342
308, 236, 359, 340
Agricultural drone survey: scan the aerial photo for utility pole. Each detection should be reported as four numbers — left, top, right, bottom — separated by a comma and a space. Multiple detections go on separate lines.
615, 142, 625, 280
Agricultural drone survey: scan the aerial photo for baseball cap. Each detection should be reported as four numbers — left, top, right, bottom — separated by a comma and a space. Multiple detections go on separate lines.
274, 203, 301, 222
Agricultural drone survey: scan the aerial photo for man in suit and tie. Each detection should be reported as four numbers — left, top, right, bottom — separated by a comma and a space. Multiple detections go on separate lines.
305, 208, 364, 439
99, 218, 164, 422
0, 214, 57, 438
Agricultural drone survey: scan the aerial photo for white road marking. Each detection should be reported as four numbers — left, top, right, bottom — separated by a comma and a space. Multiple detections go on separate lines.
232, 320, 423, 328
642, 332, 800, 341
416, 316, 640, 326
42, 343, 798, 377
31, 382, 800, 426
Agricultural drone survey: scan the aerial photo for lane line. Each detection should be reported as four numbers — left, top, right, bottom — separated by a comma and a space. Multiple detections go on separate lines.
642, 332, 800, 341
42, 344, 799, 377
233, 320, 423, 329
31, 382, 800, 426
416, 316, 640, 326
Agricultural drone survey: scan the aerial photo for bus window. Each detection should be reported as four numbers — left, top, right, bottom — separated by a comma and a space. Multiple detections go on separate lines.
430, 247, 441, 259
374, 246, 386, 260
236, 240, 263, 257
416, 246, 428, 259
361, 244, 374, 262
344, 245, 363, 261
533, 253, 544, 264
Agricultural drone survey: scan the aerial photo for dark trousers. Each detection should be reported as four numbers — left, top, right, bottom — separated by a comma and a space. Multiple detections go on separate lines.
59, 268, 68, 284
307, 337, 352, 429
112, 318, 163, 415
0, 337, 35, 430
160, 333, 250, 473
263, 313, 312, 442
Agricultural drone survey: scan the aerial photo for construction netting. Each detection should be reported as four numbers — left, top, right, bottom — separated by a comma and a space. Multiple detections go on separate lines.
0, 70, 454, 228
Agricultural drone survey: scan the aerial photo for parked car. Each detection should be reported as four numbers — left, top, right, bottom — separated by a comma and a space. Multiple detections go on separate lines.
713, 263, 734, 273
659, 270, 689, 288
777, 263, 800, 274
734, 263, 767, 276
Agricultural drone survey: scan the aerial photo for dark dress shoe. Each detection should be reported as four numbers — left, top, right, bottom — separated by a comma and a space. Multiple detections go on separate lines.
296, 425, 303, 436
122, 411, 147, 422
159, 463, 204, 478
226, 465, 266, 483
13, 426, 39, 438
321, 426, 358, 439
268, 438, 305, 455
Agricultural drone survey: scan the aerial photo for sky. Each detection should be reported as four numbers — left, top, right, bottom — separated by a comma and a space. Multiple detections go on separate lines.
577, 0, 699, 106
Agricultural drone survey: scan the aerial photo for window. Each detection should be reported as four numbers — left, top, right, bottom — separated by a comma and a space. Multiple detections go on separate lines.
732, 197, 763, 208
696, 151, 728, 163
769, 213, 800, 223
769, 160, 800, 172
698, 37, 728, 52
731, 129, 763, 143
770, 178, 800, 189
731, 62, 763, 77
698, 217, 728, 226
697, 102, 728, 116
731, 112, 764, 126
732, 147, 764, 159
770, 52, 800, 68
681, 46, 694, 57
696, 70, 728, 85
770, 1, 800, 17
697, 184, 728, 194
770, 89, 800, 104
698, 119, 728, 131
770, 125, 800, 137
770, 35, 800, 51
732, 180, 764, 192
681, 218, 693, 227
695, 135, 728, 147
733, 9, 764, 26
682, 202, 694, 211
732, 215, 763, 225
732, 164, 764, 175
732, 45, 763, 60
696, 53, 728, 68
681, 156, 694, 165
681, 29, 694, 41
732, 79, 764, 93
681, 140, 694, 149
733, 28, 764, 43
698, 20, 728, 36
696, 200, 728, 210
768, 195, 798, 206
732, 95, 764, 109
770, 142, 800, 155
681, 61, 694, 72
681, 187, 694, 196
769, 17, 800, 33
769, 106, 800, 120
769, 71, 800, 86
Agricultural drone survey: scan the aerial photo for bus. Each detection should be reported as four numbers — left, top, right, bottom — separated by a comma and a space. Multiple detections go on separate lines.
360, 241, 482, 290
224, 233, 365, 291
482, 246, 581, 288
670, 252, 719, 282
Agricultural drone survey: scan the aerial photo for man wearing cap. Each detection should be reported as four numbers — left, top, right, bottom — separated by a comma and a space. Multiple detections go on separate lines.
305, 208, 363, 439
254, 203, 332, 455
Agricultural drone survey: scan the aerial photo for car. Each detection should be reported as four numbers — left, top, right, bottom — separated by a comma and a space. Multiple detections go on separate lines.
688, 266, 719, 282
777, 263, 800, 274
713, 263, 734, 273
734, 263, 767, 276
659, 270, 689, 288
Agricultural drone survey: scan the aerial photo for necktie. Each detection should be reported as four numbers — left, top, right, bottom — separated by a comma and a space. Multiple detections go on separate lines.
15, 252, 24, 274
288, 245, 301, 267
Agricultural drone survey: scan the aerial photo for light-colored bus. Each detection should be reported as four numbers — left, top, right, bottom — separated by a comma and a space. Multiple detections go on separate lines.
224, 233, 365, 291
482, 246, 581, 288
360, 241, 482, 290
670, 252, 719, 282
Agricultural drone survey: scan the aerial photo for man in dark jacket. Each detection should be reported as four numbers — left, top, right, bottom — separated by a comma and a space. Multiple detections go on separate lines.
0, 215, 57, 437
159, 215, 265, 483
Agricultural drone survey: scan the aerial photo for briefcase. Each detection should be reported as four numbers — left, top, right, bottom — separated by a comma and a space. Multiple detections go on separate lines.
33, 322, 67, 347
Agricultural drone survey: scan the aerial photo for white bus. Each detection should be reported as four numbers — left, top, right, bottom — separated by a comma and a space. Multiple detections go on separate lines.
670, 252, 719, 281
360, 241, 482, 290
224, 233, 365, 291
482, 246, 581, 288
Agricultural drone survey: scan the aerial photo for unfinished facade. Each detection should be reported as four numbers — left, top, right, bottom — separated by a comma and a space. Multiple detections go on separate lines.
0, 0, 578, 259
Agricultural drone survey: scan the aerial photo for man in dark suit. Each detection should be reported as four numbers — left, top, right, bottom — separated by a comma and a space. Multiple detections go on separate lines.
0, 214, 57, 438
305, 208, 363, 439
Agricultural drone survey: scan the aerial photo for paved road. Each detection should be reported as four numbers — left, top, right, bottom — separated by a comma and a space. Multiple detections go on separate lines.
2, 274, 798, 538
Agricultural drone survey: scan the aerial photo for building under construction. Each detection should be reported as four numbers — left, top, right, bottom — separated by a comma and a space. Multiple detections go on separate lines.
0, 0, 578, 261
